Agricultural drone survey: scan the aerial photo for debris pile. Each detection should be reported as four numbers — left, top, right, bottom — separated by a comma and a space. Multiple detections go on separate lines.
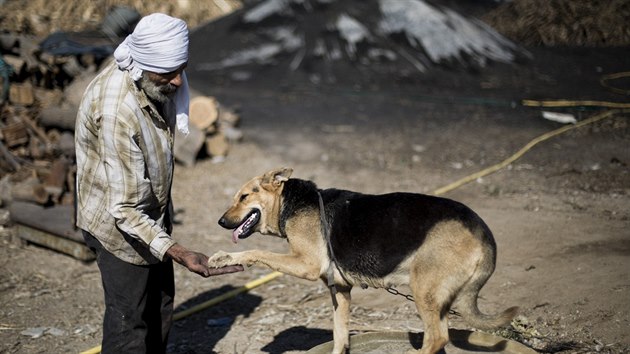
188, 0, 531, 88
483, 0, 630, 46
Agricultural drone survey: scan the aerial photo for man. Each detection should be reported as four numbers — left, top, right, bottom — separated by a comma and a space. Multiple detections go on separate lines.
74, 13, 242, 353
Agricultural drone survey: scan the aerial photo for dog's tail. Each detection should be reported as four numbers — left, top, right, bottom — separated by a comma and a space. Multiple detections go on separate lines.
458, 303, 519, 330
457, 286, 519, 330
456, 256, 519, 329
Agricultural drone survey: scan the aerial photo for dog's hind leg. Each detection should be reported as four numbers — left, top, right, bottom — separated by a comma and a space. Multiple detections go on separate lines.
329, 286, 351, 354
407, 287, 450, 354
407, 262, 456, 354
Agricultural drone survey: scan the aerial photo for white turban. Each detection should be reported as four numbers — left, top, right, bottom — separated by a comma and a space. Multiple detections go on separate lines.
114, 13, 190, 134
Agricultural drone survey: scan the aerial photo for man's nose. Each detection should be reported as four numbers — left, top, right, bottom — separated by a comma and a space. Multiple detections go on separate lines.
170, 73, 183, 87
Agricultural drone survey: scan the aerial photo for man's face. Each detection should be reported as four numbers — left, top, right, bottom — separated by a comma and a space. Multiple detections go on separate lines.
139, 63, 187, 103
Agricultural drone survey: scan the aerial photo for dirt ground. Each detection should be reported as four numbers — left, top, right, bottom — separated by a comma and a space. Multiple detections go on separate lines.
1, 5, 630, 354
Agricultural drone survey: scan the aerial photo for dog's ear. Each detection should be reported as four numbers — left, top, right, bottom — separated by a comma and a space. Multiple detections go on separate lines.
261, 168, 293, 190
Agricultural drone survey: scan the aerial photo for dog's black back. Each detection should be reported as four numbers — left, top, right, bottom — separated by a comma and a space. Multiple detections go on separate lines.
280, 178, 495, 278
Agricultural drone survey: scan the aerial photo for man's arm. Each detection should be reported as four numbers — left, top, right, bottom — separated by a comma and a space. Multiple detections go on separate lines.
166, 243, 243, 277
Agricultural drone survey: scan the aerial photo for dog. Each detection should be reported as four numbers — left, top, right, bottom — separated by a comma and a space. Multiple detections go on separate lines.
208, 168, 518, 354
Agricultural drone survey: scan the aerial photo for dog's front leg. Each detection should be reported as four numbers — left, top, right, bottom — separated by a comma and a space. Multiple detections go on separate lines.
208, 250, 321, 281
330, 286, 351, 354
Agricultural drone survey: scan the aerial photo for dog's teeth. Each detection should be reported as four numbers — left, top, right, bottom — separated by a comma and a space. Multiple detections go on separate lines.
232, 211, 258, 243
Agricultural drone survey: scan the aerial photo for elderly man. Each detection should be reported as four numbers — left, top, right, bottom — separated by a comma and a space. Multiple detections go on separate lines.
75, 13, 242, 353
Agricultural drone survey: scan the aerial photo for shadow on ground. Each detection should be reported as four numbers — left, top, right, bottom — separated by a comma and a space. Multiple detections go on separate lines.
262, 326, 332, 354
168, 285, 263, 353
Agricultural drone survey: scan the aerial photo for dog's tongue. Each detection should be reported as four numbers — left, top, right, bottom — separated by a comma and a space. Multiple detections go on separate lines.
232, 228, 241, 243
231, 211, 258, 244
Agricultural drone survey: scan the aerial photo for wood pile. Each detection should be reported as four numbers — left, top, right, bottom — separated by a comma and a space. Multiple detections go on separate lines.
1, 33, 81, 208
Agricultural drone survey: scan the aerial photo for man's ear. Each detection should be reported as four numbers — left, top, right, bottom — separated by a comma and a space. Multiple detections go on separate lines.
261, 167, 293, 190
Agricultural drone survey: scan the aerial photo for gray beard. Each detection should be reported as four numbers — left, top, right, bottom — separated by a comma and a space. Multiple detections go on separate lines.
138, 73, 177, 104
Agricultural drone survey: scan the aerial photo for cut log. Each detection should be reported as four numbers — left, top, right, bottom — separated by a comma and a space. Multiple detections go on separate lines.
61, 165, 76, 207
20, 114, 52, 146
0, 121, 29, 147
28, 134, 45, 160
205, 132, 229, 158
189, 96, 219, 132
11, 175, 50, 205
9, 201, 94, 261
0, 140, 21, 171
33, 87, 64, 108
9, 82, 34, 106
38, 105, 78, 131
218, 105, 240, 126
43, 156, 70, 202
15, 223, 94, 261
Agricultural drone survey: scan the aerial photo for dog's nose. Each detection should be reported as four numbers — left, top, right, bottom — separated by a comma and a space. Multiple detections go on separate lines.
218, 217, 227, 228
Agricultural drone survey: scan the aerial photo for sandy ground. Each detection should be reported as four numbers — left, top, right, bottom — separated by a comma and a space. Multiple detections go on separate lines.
1, 26, 629, 354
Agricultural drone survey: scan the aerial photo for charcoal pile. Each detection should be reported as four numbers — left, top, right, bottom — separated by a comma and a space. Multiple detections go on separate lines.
188, 0, 531, 89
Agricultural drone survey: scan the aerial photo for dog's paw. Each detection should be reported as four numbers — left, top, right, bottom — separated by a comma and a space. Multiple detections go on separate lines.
208, 251, 240, 268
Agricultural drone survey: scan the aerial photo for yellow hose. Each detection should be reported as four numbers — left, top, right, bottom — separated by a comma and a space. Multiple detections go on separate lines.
600, 71, 630, 96
79, 345, 101, 354
80, 98, 625, 354
522, 99, 630, 109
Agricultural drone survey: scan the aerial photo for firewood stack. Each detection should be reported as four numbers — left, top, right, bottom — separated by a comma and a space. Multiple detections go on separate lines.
1, 34, 81, 209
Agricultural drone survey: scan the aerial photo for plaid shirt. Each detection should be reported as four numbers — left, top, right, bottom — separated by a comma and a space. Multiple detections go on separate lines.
75, 62, 177, 265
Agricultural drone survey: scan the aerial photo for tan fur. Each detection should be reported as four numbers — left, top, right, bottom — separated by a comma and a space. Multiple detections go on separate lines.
209, 168, 517, 354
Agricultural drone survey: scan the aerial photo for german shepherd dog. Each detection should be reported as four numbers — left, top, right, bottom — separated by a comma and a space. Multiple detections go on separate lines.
208, 168, 518, 354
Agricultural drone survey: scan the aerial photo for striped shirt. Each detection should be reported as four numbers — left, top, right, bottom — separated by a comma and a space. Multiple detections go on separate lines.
75, 62, 177, 265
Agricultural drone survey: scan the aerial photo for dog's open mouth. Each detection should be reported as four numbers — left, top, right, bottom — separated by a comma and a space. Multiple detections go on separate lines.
232, 209, 260, 243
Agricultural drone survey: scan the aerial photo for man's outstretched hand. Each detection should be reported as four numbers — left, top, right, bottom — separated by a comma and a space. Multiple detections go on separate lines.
166, 243, 244, 277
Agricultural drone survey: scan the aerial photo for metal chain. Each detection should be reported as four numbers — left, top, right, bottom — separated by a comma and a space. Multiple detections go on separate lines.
385, 287, 461, 317
386, 287, 414, 301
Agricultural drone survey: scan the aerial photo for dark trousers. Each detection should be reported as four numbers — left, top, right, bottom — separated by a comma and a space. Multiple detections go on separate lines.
83, 231, 175, 354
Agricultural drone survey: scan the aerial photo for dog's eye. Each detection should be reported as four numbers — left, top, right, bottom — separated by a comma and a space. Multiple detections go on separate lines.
239, 194, 248, 202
